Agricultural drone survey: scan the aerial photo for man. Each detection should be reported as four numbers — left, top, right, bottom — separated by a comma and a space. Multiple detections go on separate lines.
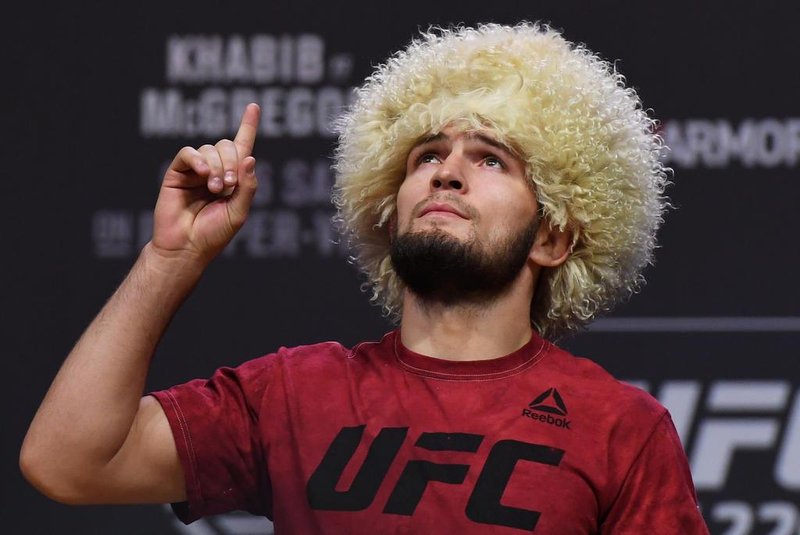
21, 22, 710, 533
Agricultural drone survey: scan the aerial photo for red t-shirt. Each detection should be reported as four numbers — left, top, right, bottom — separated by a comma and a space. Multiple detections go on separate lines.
150, 330, 709, 534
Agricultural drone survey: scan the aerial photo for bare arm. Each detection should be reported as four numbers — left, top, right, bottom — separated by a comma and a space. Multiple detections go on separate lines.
19, 103, 262, 505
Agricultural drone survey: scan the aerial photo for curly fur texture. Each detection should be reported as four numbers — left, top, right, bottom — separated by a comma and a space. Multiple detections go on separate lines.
332, 21, 669, 340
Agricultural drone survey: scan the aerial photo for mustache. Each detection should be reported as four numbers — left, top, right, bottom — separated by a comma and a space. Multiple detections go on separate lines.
411, 194, 478, 220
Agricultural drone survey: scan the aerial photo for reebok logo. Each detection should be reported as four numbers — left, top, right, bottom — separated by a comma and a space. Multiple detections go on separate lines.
521, 387, 571, 429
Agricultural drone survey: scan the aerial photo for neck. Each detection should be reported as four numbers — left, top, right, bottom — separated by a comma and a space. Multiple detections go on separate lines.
399, 267, 537, 361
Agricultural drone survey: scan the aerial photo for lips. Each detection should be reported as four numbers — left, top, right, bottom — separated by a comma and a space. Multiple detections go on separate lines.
418, 202, 468, 219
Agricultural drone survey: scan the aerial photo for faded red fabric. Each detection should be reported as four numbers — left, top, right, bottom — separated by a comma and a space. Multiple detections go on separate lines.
150, 330, 709, 534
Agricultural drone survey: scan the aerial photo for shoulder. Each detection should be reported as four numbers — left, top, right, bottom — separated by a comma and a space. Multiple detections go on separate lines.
272, 332, 392, 362
260, 332, 394, 375
273, 340, 353, 361
541, 341, 667, 430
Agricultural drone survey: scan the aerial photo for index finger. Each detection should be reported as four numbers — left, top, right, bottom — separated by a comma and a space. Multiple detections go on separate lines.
234, 103, 261, 158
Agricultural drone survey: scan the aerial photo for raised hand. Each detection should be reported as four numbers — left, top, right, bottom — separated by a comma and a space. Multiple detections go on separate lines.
151, 103, 261, 264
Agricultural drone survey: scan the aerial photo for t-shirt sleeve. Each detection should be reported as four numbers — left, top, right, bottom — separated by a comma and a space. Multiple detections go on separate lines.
600, 411, 710, 534
149, 354, 276, 524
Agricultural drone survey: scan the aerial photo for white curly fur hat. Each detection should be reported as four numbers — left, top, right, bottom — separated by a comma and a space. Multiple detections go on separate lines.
332, 21, 669, 339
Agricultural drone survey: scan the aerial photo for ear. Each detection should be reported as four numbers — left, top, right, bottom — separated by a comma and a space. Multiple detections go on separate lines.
530, 220, 572, 268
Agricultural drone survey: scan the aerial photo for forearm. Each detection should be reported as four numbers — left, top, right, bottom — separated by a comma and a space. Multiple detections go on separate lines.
20, 242, 205, 499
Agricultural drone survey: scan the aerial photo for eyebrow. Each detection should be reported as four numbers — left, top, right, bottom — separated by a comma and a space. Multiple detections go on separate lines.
413, 131, 516, 157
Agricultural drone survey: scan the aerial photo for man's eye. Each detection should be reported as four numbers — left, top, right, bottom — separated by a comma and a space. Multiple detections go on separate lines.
484, 156, 505, 168
419, 153, 439, 164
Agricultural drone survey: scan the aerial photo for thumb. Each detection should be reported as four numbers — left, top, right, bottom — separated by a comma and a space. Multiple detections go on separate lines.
227, 156, 258, 229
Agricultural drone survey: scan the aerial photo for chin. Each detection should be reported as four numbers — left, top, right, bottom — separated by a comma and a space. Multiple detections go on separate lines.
407, 225, 470, 242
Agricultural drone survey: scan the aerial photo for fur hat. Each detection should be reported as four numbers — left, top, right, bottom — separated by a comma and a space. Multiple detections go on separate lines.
332, 21, 669, 339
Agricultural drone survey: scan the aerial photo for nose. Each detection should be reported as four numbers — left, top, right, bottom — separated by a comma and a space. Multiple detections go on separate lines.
430, 156, 465, 192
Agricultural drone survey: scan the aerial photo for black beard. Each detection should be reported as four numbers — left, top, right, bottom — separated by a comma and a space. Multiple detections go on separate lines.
390, 219, 539, 306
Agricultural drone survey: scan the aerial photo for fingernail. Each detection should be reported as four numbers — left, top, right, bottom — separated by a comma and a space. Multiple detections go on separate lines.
246, 159, 256, 174
210, 176, 222, 190
224, 171, 235, 184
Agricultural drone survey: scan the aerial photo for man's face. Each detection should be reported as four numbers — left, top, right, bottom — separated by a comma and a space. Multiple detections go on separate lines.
391, 125, 541, 303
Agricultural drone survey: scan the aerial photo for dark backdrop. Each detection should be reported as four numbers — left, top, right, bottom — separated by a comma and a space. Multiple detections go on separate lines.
4, 2, 799, 533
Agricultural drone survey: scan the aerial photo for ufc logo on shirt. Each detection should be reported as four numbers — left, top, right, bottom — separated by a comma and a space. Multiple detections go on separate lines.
306, 426, 564, 531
